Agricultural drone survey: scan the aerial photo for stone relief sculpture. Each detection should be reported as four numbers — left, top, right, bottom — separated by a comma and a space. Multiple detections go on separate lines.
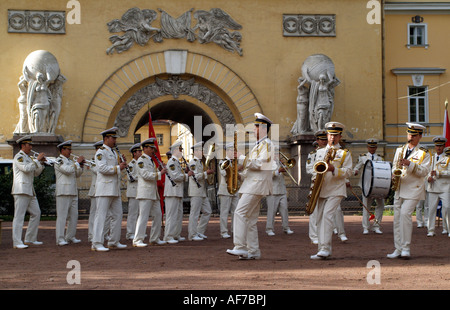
291, 54, 340, 135
106, 8, 161, 55
106, 7, 243, 56
192, 8, 243, 56
14, 50, 66, 134
114, 76, 235, 136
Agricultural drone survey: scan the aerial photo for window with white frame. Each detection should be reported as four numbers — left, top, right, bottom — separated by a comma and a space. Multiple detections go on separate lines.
156, 133, 164, 145
408, 24, 427, 47
408, 86, 428, 123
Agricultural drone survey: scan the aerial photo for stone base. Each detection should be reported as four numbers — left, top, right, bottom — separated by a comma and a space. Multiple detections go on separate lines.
8, 134, 64, 157
288, 134, 315, 187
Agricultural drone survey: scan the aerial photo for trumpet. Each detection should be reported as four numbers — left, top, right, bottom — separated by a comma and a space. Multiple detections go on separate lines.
278, 152, 298, 185
71, 154, 95, 167
30, 150, 57, 166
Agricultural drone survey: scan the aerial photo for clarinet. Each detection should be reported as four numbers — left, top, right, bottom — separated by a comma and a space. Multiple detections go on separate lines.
153, 155, 176, 187
181, 156, 201, 188
115, 146, 136, 182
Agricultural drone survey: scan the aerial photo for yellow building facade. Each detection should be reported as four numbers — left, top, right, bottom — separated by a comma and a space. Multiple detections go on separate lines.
384, 1, 450, 161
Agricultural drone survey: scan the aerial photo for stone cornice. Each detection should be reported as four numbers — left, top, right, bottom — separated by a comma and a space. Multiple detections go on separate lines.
385, 2, 450, 14
391, 67, 446, 75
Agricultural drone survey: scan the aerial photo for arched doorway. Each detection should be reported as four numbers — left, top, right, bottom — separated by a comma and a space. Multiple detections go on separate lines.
81, 50, 263, 144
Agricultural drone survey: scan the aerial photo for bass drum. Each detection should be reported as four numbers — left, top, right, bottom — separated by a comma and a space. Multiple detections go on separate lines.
362, 160, 392, 199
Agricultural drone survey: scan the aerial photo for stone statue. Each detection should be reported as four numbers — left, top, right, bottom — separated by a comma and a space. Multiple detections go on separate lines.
14, 50, 66, 134
291, 54, 340, 134
290, 77, 310, 135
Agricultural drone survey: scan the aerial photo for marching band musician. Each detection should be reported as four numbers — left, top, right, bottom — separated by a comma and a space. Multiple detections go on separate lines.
54, 140, 84, 246
218, 143, 239, 239
125, 143, 142, 240
163, 141, 188, 244
353, 138, 385, 235
87, 140, 104, 242
11, 135, 45, 249
91, 127, 128, 252
226, 112, 274, 260
265, 145, 294, 236
387, 122, 431, 259
426, 136, 450, 237
187, 141, 214, 241
307, 130, 328, 244
133, 138, 167, 247
309, 122, 353, 260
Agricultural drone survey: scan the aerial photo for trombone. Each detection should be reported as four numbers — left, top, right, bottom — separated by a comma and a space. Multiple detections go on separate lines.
278, 152, 299, 185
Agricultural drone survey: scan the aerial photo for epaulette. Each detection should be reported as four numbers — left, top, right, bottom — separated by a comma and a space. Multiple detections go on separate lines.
99, 146, 105, 150
309, 150, 317, 155
419, 147, 429, 153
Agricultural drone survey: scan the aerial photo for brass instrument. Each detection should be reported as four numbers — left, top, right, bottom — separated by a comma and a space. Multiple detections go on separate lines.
30, 150, 57, 166
278, 152, 299, 185
114, 146, 136, 183
71, 154, 95, 167
305, 145, 337, 215
220, 131, 240, 195
181, 156, 201, 188
204, 143, 215, 185
391, 143, 408, 192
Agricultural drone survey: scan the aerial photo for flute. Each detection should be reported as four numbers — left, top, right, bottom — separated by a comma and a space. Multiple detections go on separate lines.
152, 155, 176, 186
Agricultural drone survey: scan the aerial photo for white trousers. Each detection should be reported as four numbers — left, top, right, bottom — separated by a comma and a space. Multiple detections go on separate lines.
55, 195, 78, 244
232, 193, 263, 256
133, 199, 162, 243
427, 191, 450, 233
188, 196, 211, 239
219, 195, 238, 236
266, 194, 290, 232
164, 197, 183, 241
88, 197, 111, 242
393, 198, 418, 252
308, 207, 318, 243
416, 197, 428, 227
92, 196, 123, 247
12, 194, 41, 247
334, 205, 345, 236
126, 197, 139, 239
362, 196, 384, 230
315, 196, 343, 254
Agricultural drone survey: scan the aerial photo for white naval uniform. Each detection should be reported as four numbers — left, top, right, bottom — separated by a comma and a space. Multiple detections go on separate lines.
306, 148, 319, 243
392, 144, 431, 253
87, 159, 98, 242
54, 155, 83, 244
133, 154, 163, 244
266, 160, 291, 233
126, 158, 139, 239
163, 155, 188, 242
92, 144, 124, 248
187, 156, 212, 240
313, 144, 353, 255
11, 150, 44, 247
353, 152, 385, 231
231, 136, 273, 258
218, 157, 239, 237
426, 153, 450, 234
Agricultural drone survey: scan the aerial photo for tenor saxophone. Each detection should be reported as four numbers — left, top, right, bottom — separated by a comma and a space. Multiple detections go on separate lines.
305, 145, 337, 215
391, 143, 407, 191
220, 131, 240, 194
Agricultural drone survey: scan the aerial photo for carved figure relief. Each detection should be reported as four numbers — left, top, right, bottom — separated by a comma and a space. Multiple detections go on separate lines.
106, 7, 243, 56
14, 50, 66, 134
291, 54, 340, 135
114, 76, 235, 136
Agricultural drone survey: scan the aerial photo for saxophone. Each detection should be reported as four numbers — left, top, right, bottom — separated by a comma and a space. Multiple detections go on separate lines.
220, 131, 240, 194
391, 143, 408, 192
204, 143, 215, 185
305, 145, 337, 215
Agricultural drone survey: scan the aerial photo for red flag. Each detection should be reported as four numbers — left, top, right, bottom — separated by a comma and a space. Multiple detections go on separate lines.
444, 99, 450, 147
148, 111, 166, 215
